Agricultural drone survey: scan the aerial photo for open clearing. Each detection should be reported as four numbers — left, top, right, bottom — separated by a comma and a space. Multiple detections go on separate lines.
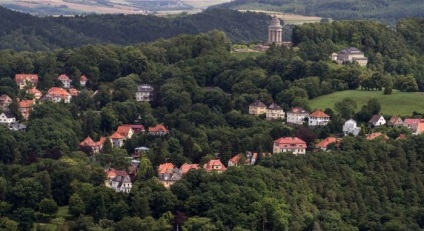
309, 90, 424, 116
239, 10, 322, 24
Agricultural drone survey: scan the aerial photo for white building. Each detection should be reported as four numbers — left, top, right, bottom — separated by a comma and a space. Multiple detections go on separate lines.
368, 114, 386, 127
343, 119, 361, 136
136, 84, 154, 102
57, 74, 72, 88
308, 109, 330, 126
287, 107, 309, 125
331, 47, 368, 67
0, 112, 16, 125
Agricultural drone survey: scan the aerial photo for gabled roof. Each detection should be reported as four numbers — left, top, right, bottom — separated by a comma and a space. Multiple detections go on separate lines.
47, 87, 71, 98
404, 118, 423, 126
180, 163, 199, 175
158, 163, 175, 174
27, 88, 42, 95
203, 159, 226, 171
149, 124, 169, 133
345, 119, 357, 124
249, 99, 266, 108
68, 88, 79, 96
1, 111, 15, 119
309, 109, 330, 118
229, 154, 242, 164
79, 136, 97, 147
366, 132, 388, 140
110, 132, 124, 139
15, 74, 38, 83
122, 124, 145, 130
97, 137, 107, 146
316, 137, 338, 149
80, 75, 88, 81
116, 125, 133, 137
57, 74, 71, 81
0, 94, 12, 102
288, 107, 308, 114
106, 169, 129, 179
268, 102, 282, 110
369, 114, 383, 123
19, 99, 34, 108
388, 116, 402, 125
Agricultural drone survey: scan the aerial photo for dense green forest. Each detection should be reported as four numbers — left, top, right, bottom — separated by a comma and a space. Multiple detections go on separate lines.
212, 0, 424, 24
0, 13, 424, 231
0, 7, 276, 51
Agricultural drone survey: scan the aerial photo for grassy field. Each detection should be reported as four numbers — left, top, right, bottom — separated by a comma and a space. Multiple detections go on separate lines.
309, 90, 424, 116
238, 9, 323, 24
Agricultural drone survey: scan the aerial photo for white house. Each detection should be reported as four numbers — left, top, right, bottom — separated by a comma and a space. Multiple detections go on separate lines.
343, 119, 361, 136
369, 114, 386, 127
57, 74, 72, 88
106, 169, 132, 193
308, 109, 330, 126
136, 84, 154, 102
0, 112, 16, 125
287, 107, 309, 124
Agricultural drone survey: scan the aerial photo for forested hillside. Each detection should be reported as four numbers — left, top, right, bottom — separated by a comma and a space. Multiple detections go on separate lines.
0, 7, 271, 51
212, 0, 424, 24
0, 15, 424, 230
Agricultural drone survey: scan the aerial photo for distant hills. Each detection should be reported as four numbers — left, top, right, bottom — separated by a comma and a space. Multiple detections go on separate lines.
0, 7, 275, 51
211, 0, 424, 24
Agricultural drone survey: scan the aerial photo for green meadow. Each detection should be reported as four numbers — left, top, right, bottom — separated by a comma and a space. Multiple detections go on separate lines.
309, 90, 424, 116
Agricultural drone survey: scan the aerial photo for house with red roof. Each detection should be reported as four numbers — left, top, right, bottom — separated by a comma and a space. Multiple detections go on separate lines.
287, 107, 309, 125
388, 116, 403, 127
149, 124, 169, 135
19, 99, 35, 120
228, 154, 246, 167
45, 87, 72, 103
116, 125, 134, 139
15, 74, 38, 89
366, 132, 388, 140
316, 137, 339, 151
403, 118, 424, 134
249, 99, 267, 116
273, 137, 307, 155
110, 132, 124, 147
57, 74, 72, 88
79, 136, 106, 154
309, 109, 330, 126
27, 88, 43, 100
80, 75, 88, 87
105, 169, 132, 193
68, 88, 79, 97
180, 163, 199, 175
158, 163, 182, 188
0, 94, 12, 111
203, 159, 227, 173
122, 124, 145, 134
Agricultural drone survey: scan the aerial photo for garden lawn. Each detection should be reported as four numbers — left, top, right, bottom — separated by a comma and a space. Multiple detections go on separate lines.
309, 90, 424, 116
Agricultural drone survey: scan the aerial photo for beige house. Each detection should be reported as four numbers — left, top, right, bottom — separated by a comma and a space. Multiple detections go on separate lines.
15, 74, 38, 89
249, 100, 267, 116
266, 103, 285, 120
331, 47, 368, 67
273, 137, 307, 155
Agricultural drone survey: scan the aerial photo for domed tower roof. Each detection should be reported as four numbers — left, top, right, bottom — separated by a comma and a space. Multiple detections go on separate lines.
269, 14, 282, 29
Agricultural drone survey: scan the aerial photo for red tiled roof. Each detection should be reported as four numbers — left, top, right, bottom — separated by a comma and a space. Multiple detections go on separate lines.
116, 125, 132, 137
289, 107, 308, 114
180, 163, 199, 174
274, 137, 307, 147
110, 132, 124, 139
57, 74, 71, 81
149, 124, 169, 133
229, 154, 242, 164
27, 88, 41, 95
19, 99, 34, 108
316, 137, 338, 149
203, 159, 226, 171
158, 163, 175, 174
15, 74, 38, 83
47, 87, 71, 98
97, 137, 107, 146
366, 132, 388, 140
106, 169, 128, 179
396, 134, 406, 140
80, 136, 96, 147
80, 75, 88, 81
417, 123, 424, 134
68, 88, 79, 96
309, 109, 330, 118
388, 116, 402, 125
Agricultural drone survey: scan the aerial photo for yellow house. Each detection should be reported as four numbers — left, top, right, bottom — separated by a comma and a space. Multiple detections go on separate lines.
249, 100, 267, 116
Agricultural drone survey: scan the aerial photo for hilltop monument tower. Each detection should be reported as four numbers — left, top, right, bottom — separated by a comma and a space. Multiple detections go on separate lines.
268, 14, 283, 45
